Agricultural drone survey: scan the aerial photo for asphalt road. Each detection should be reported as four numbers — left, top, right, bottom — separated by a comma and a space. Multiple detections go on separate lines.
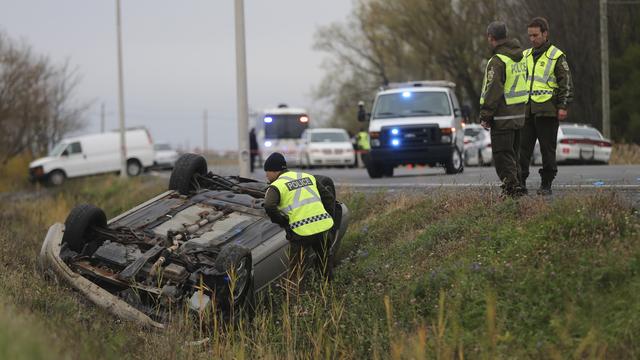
204, 163, 640, 189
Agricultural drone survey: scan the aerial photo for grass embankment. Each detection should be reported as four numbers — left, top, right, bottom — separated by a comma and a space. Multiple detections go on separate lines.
611, 143, 640, 164
0, 174, 639, 359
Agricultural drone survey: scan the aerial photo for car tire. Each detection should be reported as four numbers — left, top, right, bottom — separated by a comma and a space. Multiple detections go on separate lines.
169, 153, 208, 195
214, 245, 253, 313
126, 159, 143, 176
365, 161, 384, 178
445, 147, 464, 174
62, 204, 107, 252
383, 165, 394, 177
47, 170, 66, 187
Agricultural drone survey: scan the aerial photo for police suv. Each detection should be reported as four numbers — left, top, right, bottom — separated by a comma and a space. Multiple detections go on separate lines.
361, 81, 465, 178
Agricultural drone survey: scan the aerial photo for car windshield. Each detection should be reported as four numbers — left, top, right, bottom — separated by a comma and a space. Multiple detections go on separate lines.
154, 144, 171, 151
264, 114, 309, 139
372, 91, 452, 119
561, 127, 602, 139
464, 127, 483, 138
49, 142, 68, 157
310, 132, 349, 143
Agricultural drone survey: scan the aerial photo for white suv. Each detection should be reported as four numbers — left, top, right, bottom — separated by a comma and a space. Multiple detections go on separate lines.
361, 81, 465, 178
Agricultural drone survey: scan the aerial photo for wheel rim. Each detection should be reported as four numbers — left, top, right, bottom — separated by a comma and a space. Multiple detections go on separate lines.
452, 149, 461, 170
51, 172, 64, 185
127, 163, 141, 176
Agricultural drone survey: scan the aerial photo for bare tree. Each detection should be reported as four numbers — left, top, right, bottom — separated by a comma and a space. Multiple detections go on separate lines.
0, 31, 87, 164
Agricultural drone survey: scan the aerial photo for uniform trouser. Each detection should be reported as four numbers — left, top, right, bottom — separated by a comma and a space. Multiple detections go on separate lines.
287, 231, 333, 282
490, 128, 521, 192
518, 115, 559, 186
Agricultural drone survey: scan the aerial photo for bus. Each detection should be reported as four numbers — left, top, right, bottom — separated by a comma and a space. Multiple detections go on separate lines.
257, 104, 310, 166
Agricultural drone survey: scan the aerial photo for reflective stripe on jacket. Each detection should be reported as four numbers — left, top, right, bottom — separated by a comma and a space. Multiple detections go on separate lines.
271, 171, 334, 236
523, 45, 564, 103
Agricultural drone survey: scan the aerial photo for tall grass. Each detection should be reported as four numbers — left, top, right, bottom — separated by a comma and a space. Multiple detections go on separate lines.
0, 175, 638, 359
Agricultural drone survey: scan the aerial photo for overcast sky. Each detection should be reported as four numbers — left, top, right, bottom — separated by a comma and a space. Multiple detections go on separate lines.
1, 0, 353, 150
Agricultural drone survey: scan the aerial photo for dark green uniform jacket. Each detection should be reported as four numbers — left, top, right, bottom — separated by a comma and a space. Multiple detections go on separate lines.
479, 39, 525, 130
525, 41, 574, 117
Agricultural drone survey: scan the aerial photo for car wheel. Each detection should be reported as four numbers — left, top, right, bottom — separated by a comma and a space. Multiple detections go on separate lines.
445, 148, 464, 174
214, 245, 254, 314
168, 153, 208, 195
47, 170, 66, 186
365, 161, 384, 178
62, 204, 107, 252
126, 159, 143, 176
383, 165, 394, 177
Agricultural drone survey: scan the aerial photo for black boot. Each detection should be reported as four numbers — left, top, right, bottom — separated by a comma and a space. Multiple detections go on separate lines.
536, 178, 553, 196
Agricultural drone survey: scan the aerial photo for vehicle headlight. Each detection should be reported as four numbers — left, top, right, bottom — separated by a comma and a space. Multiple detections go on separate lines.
371, 139, 381, 147
441, 135, 452, 143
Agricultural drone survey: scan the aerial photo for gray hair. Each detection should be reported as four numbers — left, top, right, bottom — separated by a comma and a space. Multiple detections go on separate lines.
486, 21, 507, 41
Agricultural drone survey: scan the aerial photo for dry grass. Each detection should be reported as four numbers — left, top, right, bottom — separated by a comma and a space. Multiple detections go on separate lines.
0, 176, 638, 359
610, 143, 640, 164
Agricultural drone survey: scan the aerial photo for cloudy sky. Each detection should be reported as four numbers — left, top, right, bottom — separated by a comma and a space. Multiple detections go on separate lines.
1, 0, 353, 150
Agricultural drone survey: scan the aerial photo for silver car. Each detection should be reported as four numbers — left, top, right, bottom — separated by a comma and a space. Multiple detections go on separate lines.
464, 125, 492, 166
40, 154, 349, 328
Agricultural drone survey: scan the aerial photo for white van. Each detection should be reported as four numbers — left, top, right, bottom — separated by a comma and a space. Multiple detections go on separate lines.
29, 128, 155, 185
361, 80, 465, 178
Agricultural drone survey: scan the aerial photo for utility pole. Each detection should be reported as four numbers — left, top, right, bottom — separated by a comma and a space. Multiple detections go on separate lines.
600, 0, 611, 139
115, 0, 128, 178
234, 0, 250, 177
203, 109, 208, 154
100, 103, 106, 133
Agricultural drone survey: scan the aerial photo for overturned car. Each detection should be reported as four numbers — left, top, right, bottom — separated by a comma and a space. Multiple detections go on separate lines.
39, 154, 349, 328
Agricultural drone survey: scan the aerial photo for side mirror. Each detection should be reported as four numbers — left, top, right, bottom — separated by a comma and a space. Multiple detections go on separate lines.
454, 108, 462, 117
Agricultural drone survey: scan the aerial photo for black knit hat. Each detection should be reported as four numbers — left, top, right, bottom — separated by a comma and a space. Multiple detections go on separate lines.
263, 152, 287, 171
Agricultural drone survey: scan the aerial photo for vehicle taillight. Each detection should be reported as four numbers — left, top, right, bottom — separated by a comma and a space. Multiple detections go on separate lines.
145, 129, 153, 145
597, 141, 612, 147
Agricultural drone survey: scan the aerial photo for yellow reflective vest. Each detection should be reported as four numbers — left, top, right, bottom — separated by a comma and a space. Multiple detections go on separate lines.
480, 54, 529, 106
523, 45, 564, 103
271, 171, 334, 236
357, 131, 370, 151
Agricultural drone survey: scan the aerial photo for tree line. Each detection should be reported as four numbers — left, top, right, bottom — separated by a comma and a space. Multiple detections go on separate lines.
313, 0, 640, 143
0, 31, 87, 165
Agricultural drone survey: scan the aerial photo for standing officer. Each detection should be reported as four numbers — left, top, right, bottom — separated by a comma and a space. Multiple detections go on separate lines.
262, 152, 336, 281
356, 126, 370, 168
479, 21, 528, 197
249, 128, 259, 173
519, 17, 573, 195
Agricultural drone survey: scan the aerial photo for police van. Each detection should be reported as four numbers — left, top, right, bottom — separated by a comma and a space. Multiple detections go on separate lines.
360, 81, 465, 178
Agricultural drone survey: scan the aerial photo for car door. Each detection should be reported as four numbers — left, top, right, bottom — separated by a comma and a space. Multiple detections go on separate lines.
59, 141, 89, 177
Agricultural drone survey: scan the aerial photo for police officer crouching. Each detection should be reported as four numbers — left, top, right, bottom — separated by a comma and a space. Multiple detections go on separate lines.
262, 152, 336, 282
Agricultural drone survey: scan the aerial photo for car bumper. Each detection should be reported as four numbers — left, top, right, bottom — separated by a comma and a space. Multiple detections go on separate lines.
309, 154, 355, 166
39, 223, 165, 329
370, 144, 455, 166
556, 145, 612, 163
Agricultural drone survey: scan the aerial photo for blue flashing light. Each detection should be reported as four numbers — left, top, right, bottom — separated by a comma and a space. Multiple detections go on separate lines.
264, 141, 272, 147
402, 91, 412, 98
391, 128, 399, 135
264, 116, 273, 123
391, 139, 400, 147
